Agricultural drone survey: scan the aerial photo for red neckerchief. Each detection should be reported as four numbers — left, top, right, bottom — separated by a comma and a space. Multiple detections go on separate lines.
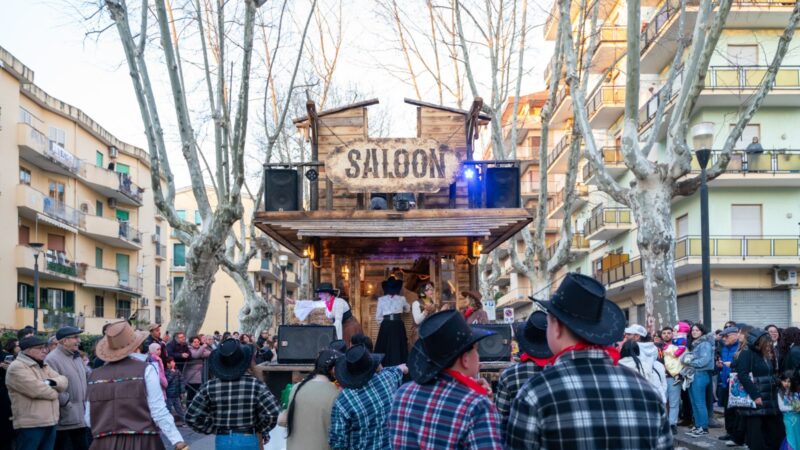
464, 307, 475, 319
443, 369, 488, 396
519, 352, 553, 367
551, 342, 621, 365
325, 296, 335, 312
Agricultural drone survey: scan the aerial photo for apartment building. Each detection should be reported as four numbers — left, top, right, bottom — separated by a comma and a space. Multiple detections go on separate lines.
169, 186, 300, 335
0, 45, 169, 334
536, 0, 800, 330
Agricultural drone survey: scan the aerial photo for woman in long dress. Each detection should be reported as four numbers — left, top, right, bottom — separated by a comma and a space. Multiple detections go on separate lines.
317, 283, 363, 346
409, 282, 437, 349
374, 277, 411, 366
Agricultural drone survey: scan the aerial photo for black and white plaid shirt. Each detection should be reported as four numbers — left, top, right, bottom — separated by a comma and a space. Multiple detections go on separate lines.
186, 374, 280, 436
506, 349, 672, 450
495, 362, 543, 430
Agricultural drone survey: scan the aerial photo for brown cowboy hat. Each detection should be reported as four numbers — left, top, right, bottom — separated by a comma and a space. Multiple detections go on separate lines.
95, 321, 148, 362
461, 290, 482, 302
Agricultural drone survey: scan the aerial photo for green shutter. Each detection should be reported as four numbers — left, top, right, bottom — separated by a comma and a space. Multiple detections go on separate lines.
115, 163, 130, 175
96, 248, 103, 268
95, 200, 103, 217
64, 291, 75, 312
96, 151, 104, 167
173, 244, 186, 266
116, 209, 130, 221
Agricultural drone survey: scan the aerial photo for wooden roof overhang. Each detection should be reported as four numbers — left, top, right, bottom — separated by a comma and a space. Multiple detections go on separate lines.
254, 208, 532, 258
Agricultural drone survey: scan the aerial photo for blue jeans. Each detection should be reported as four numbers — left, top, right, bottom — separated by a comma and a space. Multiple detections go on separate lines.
215, 433, 259, 450
689, 370, 711, 430
15, 426, 56, 450
666, 378, 682, 425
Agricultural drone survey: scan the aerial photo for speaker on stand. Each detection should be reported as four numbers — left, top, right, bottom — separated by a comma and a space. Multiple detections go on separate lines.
486, 167, 520, 208
277, 325, 336, 364
472, 324, 512, 362
264, 168, 300, 211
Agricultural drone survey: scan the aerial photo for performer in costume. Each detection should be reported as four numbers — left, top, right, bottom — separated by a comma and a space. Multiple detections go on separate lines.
409, 282, 437, 349
375, 277, 411, 366
462, 290, 489, 325
317, 283, 363, 346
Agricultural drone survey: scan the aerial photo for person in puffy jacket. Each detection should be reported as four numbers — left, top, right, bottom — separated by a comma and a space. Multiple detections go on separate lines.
682, 323, 715, 437
618, 339, 667, 403
734, 329, 785, 450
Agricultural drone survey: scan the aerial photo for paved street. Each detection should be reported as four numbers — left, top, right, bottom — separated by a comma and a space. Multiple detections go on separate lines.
163, 425, 288, 450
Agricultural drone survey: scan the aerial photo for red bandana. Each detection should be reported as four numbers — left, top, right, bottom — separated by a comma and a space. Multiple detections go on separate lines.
550, 342, 621, 365
519, 352, 553, 367
325, 295, 335, 312
443, 369, 488, 396
464, 307, 475, 319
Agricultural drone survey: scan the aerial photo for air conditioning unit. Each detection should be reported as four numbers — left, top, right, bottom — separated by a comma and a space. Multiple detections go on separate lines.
151, 234, 160, 243
109, 146, 118, 158
108, 198, 117, 209
774, 268, 798, 286
80, 203, 89, 213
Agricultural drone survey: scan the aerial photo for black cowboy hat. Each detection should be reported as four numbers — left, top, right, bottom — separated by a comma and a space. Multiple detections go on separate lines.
532, 273, 625, 346
408, 309, 495, 384
514, 311, 553, 359
334, 345, 384, 389
209, 338, 254, 381
315, 283, 339, 295
381, 277, 404, 296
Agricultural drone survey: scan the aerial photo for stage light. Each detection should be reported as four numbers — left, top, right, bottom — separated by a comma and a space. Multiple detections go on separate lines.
464, 167, 476, 180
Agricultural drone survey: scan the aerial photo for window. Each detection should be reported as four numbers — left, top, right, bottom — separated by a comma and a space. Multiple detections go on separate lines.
18, 225, 30, 245
172, 277, 184, 301
173, 210, 186, 237
173, 243, 186, 267
116, 299, 131, 319
194, 210, 202, 225
727, 45, 758, 66
96, 151, 104, 168
47, 234, 66, 252
676, 214, 689, 239
17, 283, 34, 308
48, 127, 66, 146
48, 180, 65, 203
155, 306, 162, 324
19, 107, 33, 125
95, 200, 103, 217
95, 247, 103, 268
731, 205, 762, 236
287, 290, 294, 298
19, 167, 31, 185
94, 296, 104, 318
287, 262, 295, 272
155, 225, 161, 242
46, 289, 64, 310
115, 163, 130, 175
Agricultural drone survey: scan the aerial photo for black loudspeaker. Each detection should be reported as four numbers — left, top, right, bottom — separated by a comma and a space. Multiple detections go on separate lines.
486, 167, 520, 208
472, 324, 512, 362
277, 325, 336, 364
264, 169, 299, 211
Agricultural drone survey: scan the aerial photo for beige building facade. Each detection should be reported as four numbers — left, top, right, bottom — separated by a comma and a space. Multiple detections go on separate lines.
1, 45, 169, 335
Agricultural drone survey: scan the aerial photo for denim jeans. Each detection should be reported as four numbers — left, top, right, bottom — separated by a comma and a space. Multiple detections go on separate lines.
215, 433, 260, 450
666, 378, 682, 426
689, 370, 711, 429
166, 397, 185, 421
15, 426, 56, 450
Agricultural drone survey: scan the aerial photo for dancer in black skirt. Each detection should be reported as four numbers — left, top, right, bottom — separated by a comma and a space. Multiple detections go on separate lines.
375, 277, 411, 366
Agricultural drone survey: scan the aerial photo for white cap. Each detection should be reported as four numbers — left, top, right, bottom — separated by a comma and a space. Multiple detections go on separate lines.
624, 324, 647, 337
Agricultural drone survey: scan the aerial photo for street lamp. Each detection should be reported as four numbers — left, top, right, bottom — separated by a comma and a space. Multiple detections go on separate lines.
279, 254, 289, 325
29, 243, 45, 334
224, 295, 231, 333
692, 122, 715, 329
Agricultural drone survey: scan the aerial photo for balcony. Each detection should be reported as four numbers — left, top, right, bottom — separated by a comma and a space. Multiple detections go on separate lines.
15, 245, 85, 283
685, 150, 800, 187
171, 259, 186, 271
587, 26, 626, 74
639, 66, 685, 132
551, 85, 572, 125
16, 184, 83, 232
543, 0, 623, 41
83, 266, 142, 296
82, 215, 143, 250
155, 243, 167, 260
496, 286, 534, 309
17, 123, 80, 177
544, 232, 591, 261
584, 207, 633, 241
700, 66, 800, 107
547, 183, 589, 219
155, 284, 168, 300
582, 146, 627, 183
521, 179, 561, 199
118, 273, 143, 296
547, 134, 573, 174
80, 163, 143, 207
587, 85, 625, 128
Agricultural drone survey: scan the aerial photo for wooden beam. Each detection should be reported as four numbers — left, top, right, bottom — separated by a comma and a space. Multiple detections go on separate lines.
293, 98, 380, 124
405, 97, 492, 121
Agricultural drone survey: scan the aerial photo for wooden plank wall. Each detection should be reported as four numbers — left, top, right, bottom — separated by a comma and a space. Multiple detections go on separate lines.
418, 107, 469, 208
317, 108, 368, 210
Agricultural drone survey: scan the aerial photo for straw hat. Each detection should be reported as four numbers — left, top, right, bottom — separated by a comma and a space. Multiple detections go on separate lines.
95, 321, 148, 363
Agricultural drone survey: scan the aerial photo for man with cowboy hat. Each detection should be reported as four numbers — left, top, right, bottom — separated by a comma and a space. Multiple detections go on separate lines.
6, 335, 68, 450
329, 345, 407, 450
317, 282, 363, 345
85, 320, 186, 450
495, 311, 553, 430
506, 273, 671, 449
45, 326, 91, 450
185, 338, 280, 449
388, 309, 503, 449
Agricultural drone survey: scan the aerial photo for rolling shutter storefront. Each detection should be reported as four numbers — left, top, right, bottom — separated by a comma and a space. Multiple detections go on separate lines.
677, 293, 700, 324
731, 289, 790, 328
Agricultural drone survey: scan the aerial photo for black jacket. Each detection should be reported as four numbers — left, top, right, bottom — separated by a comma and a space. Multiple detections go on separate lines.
733, 348, 779, 416
782, 345, 800, 373
166, 340, 191, 364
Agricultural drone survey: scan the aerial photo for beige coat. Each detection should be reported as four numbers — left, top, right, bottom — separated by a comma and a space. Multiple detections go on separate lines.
45, 345, 89, 430
5, 352, 68, 429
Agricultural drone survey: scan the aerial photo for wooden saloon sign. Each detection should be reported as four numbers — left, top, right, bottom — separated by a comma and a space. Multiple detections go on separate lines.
324, 138, 461, 192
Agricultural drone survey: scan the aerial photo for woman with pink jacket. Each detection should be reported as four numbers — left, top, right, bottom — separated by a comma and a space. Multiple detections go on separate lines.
148, 342, 168, 398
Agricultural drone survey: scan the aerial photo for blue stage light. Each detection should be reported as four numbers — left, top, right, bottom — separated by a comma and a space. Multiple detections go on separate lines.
464, 168, 475, 179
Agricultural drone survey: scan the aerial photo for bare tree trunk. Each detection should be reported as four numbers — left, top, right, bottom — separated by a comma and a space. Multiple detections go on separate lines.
222, 265, 274, 335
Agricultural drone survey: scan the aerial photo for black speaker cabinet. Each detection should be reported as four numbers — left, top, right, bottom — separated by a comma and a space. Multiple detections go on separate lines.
473, 324, 512, 362
486, 167, 520, 208
277, 325, 336, 364
264, 169, 299, 211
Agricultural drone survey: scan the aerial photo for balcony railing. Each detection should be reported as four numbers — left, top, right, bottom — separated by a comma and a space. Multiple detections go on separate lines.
118, 221, 143, 244
584, 207, 632, 237
155, 243, 167, 258
119, 274, 143, 293
118, 173, 143, 203
583, 146, 626, 180
587, 86, 625, 119
639, 66, 686, 129
549, 134, 572, 166
43, 197, 83, 229
640, 0, 684, 55
155, 284, 168, 298
46, 141, 81, 174
707, 65, 800, 90
544, 233, 590, 260
589, 26, 626, 57
689, 150, 800, 173
44, 250, 83, 278
547, 184, 589, 213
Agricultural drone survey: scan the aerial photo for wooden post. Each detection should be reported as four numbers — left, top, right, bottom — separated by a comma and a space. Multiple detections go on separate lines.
307, 101, 319, 211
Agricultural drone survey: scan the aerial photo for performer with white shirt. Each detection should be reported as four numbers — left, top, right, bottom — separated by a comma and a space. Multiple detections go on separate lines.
409, 282, 438, 348
317, 282, 363, 346
375, 276, 411, 366
85, 320, 185, 450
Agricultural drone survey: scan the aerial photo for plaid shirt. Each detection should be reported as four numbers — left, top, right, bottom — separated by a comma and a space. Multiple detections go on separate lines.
185, 374, 279, 436
329, 366, 404, 450
388, 372, 503, 449
506, 349, 672, 450
495, 362, 543, 429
